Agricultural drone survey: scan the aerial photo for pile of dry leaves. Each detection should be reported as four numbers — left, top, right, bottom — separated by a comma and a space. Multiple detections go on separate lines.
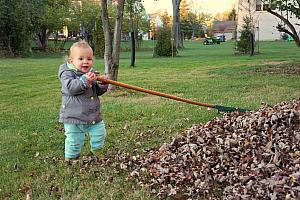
115, 99, 300, 199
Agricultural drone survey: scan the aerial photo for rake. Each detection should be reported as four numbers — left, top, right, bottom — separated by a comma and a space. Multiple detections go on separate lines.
97, 76, 249, 113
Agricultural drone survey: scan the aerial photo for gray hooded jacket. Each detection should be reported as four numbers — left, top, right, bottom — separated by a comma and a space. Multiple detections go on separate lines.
58, 63, 108, 124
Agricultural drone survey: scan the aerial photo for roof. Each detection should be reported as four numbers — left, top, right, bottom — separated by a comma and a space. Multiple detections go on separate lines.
212, 21, 236, 32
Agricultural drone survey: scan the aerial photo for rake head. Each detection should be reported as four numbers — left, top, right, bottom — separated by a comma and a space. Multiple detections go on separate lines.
214, 105, 250, 113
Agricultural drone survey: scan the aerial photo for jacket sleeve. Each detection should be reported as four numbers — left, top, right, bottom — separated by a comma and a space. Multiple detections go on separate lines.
95, 81, 108, 96
59, 70, 89, 95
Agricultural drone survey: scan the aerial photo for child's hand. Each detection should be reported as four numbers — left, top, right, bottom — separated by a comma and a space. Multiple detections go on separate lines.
85, 72, 97, 87
99, 75, 109, 85
86, 72, 97, 81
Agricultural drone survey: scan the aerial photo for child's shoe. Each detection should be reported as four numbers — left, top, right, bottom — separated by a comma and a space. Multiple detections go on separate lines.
65, 156, 80, 162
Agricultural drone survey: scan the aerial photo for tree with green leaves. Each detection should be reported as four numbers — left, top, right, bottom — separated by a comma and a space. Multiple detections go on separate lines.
180, 1, 204, 40
92, 15, 105, 58
198, 12, 212, 33
154, 27, 176, 57
31, 0, 70, 51
154, 13, 177, 57
236, 16, 252, 54
68, 0, 105, 54
0, 0, 33, 56
75, 1, 100, 43
228, 7, 237, 21
264, 0, 300, 48
124, 0, 147, 67
181, 13, 203, 40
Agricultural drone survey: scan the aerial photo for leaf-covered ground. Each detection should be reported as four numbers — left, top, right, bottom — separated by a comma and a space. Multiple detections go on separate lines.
2, 41, 300, 199
113, 99, 300, 199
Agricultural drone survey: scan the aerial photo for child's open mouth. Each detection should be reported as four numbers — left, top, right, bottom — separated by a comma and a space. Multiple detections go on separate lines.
82, 66, 89, 70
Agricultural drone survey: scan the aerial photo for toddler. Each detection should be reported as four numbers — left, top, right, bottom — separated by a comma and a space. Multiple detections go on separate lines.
58, 40, 108, 161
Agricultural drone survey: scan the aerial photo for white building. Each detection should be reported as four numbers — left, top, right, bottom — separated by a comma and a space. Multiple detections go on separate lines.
237, 0, 300, 41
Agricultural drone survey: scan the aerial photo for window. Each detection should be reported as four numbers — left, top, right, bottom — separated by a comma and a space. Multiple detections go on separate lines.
256, 0, 276, 11
263, 2, 270, 10
270, 1, 277, 10
256, 0, 262, 11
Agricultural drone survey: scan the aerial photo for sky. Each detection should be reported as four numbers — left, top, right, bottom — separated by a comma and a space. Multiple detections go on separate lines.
143, 0, 237, 16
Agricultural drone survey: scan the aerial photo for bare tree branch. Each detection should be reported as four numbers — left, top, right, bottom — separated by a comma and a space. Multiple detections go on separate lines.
267, 8, 298, 36
277, 26, 294, 37
267, 8, 300, 47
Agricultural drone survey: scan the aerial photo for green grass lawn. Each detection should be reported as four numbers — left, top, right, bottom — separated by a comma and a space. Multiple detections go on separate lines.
0, 40, 299, 199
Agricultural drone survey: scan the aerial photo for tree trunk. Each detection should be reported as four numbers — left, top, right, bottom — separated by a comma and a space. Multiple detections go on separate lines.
35, 28, 49, 51
100, 0, 113, 75
111, 0, 125, 82
130, 31, 135, 67
100, 0, 125, 90
267, 8, 300, 48
129, 8, 135, 67
172, 0, 182, 50
6, 36, 13, 56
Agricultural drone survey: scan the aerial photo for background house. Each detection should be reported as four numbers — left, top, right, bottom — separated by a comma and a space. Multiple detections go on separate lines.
212, 21, 237, 40
237, 0, 300, 41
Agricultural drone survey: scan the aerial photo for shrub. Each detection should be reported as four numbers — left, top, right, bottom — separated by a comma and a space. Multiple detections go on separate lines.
281, 33, 289, 41
236, 16, 252, 54
92, 18, 105, 58
153, 26, 177, 57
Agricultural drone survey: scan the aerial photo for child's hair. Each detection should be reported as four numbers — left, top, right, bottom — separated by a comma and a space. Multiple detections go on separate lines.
70, 40, 92, 55
64, 40, 94, 63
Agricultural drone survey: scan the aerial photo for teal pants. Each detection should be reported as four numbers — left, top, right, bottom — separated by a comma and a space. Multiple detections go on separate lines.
64, 121, 106, 159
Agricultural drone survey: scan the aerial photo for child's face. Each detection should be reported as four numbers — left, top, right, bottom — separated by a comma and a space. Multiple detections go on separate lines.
69, 46, 93, 73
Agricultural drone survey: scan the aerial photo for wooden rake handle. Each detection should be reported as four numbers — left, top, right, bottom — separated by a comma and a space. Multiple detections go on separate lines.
97, 76, 214, 108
